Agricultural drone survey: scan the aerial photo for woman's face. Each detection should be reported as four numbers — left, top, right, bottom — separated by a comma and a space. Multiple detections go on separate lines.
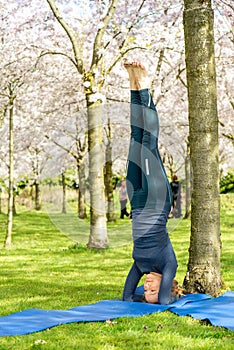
144, 272, 162, 303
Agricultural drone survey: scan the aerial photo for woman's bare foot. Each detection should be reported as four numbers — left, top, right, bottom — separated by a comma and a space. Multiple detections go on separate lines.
124, 61, 151, 90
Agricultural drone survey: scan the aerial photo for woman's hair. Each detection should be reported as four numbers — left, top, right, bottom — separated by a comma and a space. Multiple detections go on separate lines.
172, 174, 178, 181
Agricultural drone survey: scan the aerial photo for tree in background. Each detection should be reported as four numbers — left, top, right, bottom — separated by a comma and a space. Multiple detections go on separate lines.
4, 82, 17, 247
0, 0, 233, 250
47, 129, 88, 219
61, 169, 67, 214
45, 0, 170, 248
183, 0, 222, 295
45, 0, 121, 248
104, 116, 115, 222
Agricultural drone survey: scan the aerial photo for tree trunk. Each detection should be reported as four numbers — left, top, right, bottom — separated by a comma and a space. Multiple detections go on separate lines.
13, 192, 17, 215
35, 181, 41, 211
86, 99, 108, 248
61, 171, 66, 214
78, 162, 87, 219
104, 117, 115, 222
104, 149, 116, 222
4, 86, 14, 248
183, 0, 222, 295
46, 0, 119, 248
184, 142, 191, 219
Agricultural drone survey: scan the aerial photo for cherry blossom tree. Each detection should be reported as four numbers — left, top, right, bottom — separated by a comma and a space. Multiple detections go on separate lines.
3, 82, 17, 247
183, 0, 222, 295
47, 116, 88, 219
0, 0, 233, 252
0, 43, 37, 246
44, 0, 185, 248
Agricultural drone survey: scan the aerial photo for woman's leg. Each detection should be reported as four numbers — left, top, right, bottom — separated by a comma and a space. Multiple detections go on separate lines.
125, 63, 152, 209
125, 62, 172, 213
126, 90, 144, 194
140, 91, 172, 213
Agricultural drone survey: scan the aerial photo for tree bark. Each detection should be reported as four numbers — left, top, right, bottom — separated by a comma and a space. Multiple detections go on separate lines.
104, 117, 116, 222
35, 181, 41, 211
183, 0, 222, 295
13, 192, 17, 215
184, 141, 191, 219
78, 162, 87, 219
86, 100, 108, 248
4, 84, 15, 248
61, 171, 66, 214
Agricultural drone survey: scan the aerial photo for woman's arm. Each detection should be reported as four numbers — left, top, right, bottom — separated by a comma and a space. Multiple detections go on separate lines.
122, 261, 144, 302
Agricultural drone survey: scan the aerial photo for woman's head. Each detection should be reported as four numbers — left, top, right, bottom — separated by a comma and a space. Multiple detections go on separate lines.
144, 272, 162, 303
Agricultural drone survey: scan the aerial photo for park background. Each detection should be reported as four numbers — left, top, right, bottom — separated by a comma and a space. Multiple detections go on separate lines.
0, 0, 234, 349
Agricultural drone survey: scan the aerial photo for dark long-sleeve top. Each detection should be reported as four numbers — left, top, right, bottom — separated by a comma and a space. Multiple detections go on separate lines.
122, 209, 178, 305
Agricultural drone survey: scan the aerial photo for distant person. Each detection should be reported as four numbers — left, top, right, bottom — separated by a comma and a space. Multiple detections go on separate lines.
119, 180, 130, 219
170, 175, 181, 218
122, 61, 179, 305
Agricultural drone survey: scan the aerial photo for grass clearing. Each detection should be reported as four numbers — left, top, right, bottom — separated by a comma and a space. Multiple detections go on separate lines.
0, 194, 233, 349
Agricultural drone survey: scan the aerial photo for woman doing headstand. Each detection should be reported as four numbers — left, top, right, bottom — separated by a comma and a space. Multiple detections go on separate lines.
122, 62, 178, 305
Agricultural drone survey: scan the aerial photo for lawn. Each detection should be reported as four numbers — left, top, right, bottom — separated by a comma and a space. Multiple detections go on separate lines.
0, 194, 233, 349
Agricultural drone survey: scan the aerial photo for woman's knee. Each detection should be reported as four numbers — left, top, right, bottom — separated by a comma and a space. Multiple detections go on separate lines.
143, 109, 159, 138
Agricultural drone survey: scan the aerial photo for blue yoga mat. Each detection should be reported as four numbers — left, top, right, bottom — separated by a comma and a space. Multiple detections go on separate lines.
171, 291, 234, 330
0, 291, 233, 337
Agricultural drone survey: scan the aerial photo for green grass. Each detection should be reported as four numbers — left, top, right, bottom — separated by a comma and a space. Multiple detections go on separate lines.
0, 194, 233, 349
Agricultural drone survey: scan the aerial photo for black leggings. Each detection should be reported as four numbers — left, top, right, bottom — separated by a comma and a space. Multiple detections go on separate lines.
126, 89, 172, 212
